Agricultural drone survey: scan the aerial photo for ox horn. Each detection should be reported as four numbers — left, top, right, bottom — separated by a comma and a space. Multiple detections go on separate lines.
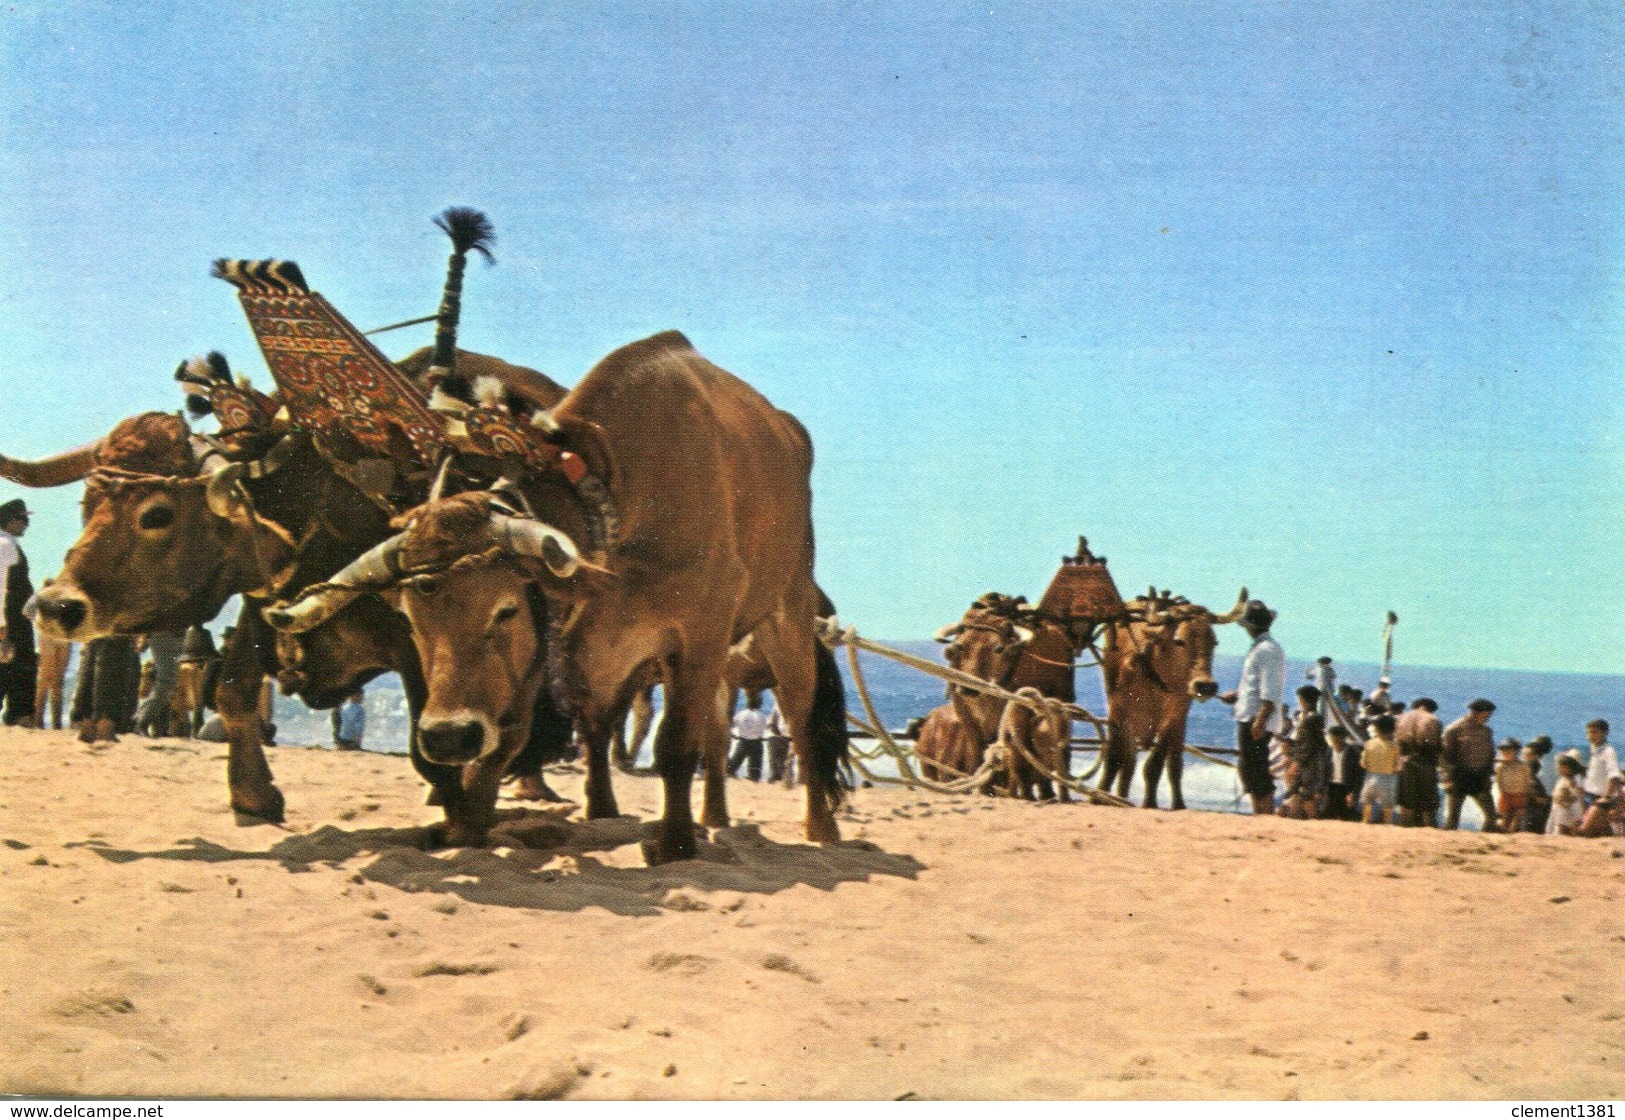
0, 439, 104, 487
933, 623, 962, 644
1210, 586, 1250, 624
263, 535, 405, 633
487, 513, 605, 580
1011, 623, 1036, 645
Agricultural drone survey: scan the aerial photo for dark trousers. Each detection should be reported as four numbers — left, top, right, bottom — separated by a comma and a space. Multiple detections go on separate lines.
71, 637, 141, 731
728, 738, 764, 781
767, 737, 792, 784
1236, 721, 1275, 801
0, 637, 37, 725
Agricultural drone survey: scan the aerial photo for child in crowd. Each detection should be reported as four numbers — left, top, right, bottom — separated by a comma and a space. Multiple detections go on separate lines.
1283, 685, 1328, 819
1522, 739, 1553, 834
1546, 751, 1587, 836
1360, 714, 1400, 824
334, 690, 365, 751
1577, 774, 1625, 838
1323, 725, 1362, 821
1494, 738, 1531, 833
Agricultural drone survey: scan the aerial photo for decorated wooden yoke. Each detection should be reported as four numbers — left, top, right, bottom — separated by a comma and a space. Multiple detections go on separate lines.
1035, 537, 1128, 651
214, 254, 588, 509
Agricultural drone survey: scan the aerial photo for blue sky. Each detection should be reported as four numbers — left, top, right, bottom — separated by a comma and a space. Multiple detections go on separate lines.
2, 1, 1621, 673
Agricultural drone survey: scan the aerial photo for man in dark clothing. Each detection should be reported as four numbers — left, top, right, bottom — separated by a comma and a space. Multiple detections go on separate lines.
0, 498, 38, 726
1395, 697, 1443, 827
1442, 698, 1500, 831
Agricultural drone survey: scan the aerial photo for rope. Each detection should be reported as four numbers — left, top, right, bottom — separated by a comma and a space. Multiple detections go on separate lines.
827, 620, 1131, 805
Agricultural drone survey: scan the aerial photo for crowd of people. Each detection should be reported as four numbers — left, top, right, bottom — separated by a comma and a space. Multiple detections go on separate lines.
1224, 599, 1624, 837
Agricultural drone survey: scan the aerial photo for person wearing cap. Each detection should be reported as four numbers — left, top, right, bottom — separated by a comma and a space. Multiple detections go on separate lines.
1442, 698, 1500, 831
1546, 750, 1587, 835
0, 497, 37, 726
1219, 599, 1285, 815
1395, 697, 1443, 828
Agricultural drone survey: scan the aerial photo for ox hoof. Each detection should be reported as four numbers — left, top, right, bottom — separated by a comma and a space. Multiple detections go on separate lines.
431, 822, 491, 849
699, 810, 730, 830
641, 826, 699, 866
425, 787, 446, 807
231, 786, 286, 825
514, 776, 565, 803
804, 817, 842, 845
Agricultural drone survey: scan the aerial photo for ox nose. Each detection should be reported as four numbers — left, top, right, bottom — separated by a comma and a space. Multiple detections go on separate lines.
419, 720, 486, 765
36, 594, 88, 636
1191, 680, 1218, 699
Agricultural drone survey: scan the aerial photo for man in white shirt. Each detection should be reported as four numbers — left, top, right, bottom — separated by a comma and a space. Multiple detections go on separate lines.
1220, 599, 1285, 815
1583, 719, 1622, 800
0, 498, 37, 726
727, 691, 770, 782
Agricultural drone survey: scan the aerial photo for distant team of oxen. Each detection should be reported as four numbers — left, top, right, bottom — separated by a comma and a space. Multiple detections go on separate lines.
0, 210, 1249, 865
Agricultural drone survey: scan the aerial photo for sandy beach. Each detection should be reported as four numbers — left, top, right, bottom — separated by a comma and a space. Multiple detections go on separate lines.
0, 725, 1619, 1101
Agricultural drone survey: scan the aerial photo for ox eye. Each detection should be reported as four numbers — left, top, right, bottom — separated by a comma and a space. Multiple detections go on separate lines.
493, 603, 520, 625
138, 503, 175, 531
411, 577, 441, 596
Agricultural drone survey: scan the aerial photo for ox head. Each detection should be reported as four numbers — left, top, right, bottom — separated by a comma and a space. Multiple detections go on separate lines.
266, 491, 596, 766
272, 593, 414, 710
35, 412, 297, 641
934, 600, 1036, 690
1129, 586, 1248, 700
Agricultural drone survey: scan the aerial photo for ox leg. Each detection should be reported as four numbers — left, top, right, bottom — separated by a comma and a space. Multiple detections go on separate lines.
1099, 721, 1125, 798
754, 616, 844, 845
581, 713, 621, 819
700, 727, 731, 830
646, 654, 725, 864
1141, 740, 1166, 809
1166, 739, 1187, 811
215, 620, 285, 824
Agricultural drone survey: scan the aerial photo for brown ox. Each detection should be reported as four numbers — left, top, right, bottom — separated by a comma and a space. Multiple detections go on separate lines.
270, 332, 849, 861
914, 703, 983, 785
932, 594, 1076, 800
995, 687, 1073, 800
1097, 588, 1246, 808
10, 350, 570, 835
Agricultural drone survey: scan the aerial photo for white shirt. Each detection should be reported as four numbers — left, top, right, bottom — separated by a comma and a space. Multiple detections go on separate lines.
1584, 743, 1622, 798
731, 708, 770, 740
1235, 633, 1286, 734
0, 530, 19, 617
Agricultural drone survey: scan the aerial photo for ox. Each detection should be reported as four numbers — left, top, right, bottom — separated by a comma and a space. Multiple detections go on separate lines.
1097, 588, 1246, 808
10, 348, 570, 837
914, 704, 982, 785
930, 594, 1077, 800
270, 331, 850, 862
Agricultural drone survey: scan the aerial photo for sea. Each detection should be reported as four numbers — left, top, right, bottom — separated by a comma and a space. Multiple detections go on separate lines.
242, 641, 1619, 831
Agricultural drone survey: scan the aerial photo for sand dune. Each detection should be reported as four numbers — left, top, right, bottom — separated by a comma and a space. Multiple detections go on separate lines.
0, 726, 1619, 1100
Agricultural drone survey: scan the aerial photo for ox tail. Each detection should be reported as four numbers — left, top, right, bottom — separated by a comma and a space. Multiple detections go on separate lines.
808, 636, 853, 810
